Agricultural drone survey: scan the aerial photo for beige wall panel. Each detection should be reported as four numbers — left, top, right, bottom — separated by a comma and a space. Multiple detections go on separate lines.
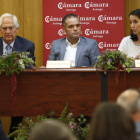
125, 0, 140, 36
0, 117, 11, 135
23, 0, 43, 68
0, 0, 23, 36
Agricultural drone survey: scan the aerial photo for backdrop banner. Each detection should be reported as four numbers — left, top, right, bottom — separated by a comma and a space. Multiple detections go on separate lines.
43, 0, 124, 66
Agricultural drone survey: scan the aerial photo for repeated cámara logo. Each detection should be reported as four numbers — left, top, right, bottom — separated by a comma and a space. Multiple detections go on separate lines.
58, 29, 66, 36
85, 29, 109, 38
98, 42, 119, 49
84, 2, 108, 11
45, 43, 52, 49
98, 15, 122, 24
58, 2, 82, 12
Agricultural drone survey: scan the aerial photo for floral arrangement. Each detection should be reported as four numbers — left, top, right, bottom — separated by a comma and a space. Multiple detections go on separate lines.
0, 51, 35, 75
8, 103, 89, 140
0, 51, 35, 116
94, 50, 133, 73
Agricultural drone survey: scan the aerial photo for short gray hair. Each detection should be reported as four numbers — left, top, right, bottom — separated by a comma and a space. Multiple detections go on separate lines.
0, 13, 19, 28
116, 89, 140, 114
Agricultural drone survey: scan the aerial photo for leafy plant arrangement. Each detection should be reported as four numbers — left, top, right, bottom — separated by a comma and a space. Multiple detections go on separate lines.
0, 51, 35, 75
8, 103, 89, 140
94, 50, 133, 73
94, 50, 134, 88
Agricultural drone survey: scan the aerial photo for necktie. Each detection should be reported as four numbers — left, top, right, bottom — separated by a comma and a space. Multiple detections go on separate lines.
6, 45, 12, 54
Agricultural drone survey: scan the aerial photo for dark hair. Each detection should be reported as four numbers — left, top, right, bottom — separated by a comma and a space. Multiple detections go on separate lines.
88, 102, 136, 140
129, 9, 140, 41
62, 13, 79, 27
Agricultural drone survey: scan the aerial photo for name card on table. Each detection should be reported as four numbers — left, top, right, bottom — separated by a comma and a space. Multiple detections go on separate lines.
46, 61, 72, 68
135, 60, 140, 67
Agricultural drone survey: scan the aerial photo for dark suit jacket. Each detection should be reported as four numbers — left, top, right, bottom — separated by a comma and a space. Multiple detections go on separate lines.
48, 37, 99, 67
0, 36, 35, 62
0, 119, 9, 140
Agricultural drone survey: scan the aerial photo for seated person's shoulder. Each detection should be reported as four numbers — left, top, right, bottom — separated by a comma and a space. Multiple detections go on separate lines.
81, 36, 97, 42
52, 37, 66, 43
81, 37, 97, 46
121, 36, 131, 42
16, 36, 34, 45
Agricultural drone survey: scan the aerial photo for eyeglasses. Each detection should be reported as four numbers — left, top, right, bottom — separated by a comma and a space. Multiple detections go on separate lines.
1, 26, 16, 32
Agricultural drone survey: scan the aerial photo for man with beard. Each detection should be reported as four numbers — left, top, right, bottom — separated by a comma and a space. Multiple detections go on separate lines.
48, 13, 99, 67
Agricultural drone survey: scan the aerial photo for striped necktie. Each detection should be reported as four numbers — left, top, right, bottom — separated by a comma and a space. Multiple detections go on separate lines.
6, 45, 12, 54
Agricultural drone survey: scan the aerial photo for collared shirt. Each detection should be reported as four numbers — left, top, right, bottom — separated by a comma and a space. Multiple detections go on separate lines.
3, 40, 15, 55
63, 38, 80, 67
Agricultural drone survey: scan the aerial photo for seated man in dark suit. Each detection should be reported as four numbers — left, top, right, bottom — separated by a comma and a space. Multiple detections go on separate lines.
0, 13, 35, 137
0, 13, 35, 61
0, 119, 9, 140
48, 13, 99, 67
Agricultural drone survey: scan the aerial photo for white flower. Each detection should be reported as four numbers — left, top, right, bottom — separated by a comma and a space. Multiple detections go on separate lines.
20, 64, 25, 69
19, 59, 23, 65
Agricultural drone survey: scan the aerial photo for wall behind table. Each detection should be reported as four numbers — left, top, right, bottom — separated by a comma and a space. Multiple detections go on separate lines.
0, 0, 140, 67
0, 0, 43, 68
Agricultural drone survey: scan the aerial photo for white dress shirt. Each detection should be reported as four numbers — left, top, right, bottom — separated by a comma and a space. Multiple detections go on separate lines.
63, 38, 80, 67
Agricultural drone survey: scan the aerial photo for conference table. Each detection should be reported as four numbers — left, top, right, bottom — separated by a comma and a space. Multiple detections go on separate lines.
0, 68, 140, 117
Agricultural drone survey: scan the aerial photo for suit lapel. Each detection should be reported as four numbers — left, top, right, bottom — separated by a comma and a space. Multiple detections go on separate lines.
60, 38, 66, 60
13, 36, 23, 52
75, 37, 86, 66
0, 38, 3, 55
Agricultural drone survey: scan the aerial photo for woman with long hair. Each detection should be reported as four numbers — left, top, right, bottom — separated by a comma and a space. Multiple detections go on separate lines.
118, 9, 140, 59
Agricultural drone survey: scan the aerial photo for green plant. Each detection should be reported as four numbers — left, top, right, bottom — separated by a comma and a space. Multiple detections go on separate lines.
8, 103, 89, 140
0, 51, 35, 75
94, 50, 133, 73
